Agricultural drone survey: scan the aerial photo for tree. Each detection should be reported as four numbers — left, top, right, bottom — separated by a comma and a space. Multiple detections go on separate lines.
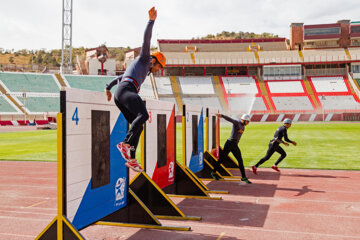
9, 56, 14, 63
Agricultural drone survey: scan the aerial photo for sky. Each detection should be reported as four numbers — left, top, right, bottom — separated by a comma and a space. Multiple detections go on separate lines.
0, 0, 359, 51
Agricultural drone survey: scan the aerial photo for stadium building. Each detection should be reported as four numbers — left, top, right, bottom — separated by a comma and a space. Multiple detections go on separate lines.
1, 20, 360, 125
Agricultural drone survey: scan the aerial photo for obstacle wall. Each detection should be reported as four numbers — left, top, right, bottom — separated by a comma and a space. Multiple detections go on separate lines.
144, 99, 176, 189
62, 88, 128, 230
184, 104, 204, 173
207, 108, 219, 154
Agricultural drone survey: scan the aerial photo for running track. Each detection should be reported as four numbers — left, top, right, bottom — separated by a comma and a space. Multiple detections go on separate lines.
0, 161, 359, 240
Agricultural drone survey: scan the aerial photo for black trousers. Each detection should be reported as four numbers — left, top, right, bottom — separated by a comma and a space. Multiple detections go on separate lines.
255, 142, 287, 167
213, 139, 246, 178
114, 81, 149, 158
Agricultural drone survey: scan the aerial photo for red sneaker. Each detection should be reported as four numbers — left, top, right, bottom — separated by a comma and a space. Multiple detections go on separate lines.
125, 159, 143, 172
252, 166, 258, 175
271, 165, 280, 172
117, 142, 131, 161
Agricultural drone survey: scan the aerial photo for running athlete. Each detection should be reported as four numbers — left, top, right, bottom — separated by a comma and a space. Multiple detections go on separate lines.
211, 113, 252, 184
252, 118, 297, 174
105, 7, 166, 172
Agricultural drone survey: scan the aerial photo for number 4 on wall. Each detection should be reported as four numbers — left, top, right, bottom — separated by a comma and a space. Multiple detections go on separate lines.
72, 107, 79, 125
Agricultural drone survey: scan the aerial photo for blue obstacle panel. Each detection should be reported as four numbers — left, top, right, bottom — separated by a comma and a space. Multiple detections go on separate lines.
184, 104, 204, 173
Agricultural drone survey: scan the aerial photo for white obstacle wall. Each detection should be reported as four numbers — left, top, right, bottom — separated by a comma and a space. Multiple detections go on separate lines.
145, 99, 176, 188
63, 87, 128, 230
208, 108, 219, 153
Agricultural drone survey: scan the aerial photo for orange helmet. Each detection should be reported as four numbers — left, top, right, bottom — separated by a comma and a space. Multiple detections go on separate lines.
152, 51, 166, 68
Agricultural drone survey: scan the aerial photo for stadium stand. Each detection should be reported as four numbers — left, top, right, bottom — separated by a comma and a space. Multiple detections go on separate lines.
302, 49, 348, 62
348, 48, 360, 59
178, 76, 214, 94
218, 76, 269, 113
228, 96, 268, 113
267, 81, 305, 93
9, 93, 59, 113
271, 96, 315, 112
63, 74, 115, 92
163, 52, 258, 65
356, 79, 360, 88
309, 76, 349, 93
154, 77, 173, 95
158, 39, 288, 52
319, 95, 360, 111
0, 72, 60, 93
0, 94, 20, 113
20, 97, 59, 113
139, 76, 156, 99
258, 50, 302, 64
220, 76, 258, 94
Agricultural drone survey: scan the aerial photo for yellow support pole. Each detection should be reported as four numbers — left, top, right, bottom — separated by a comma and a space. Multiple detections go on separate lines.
56, 113, 63, 239
140, 125, 145, 169
182, 105, 186, 166
205, 108, 209, 152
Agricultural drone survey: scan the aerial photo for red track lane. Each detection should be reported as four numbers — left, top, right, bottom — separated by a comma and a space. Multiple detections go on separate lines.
0, 161, 359, 240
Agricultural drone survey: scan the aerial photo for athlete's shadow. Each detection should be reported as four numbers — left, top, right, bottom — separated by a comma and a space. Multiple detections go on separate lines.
230, 169, 281, 181
281, 173, 349, 179
207, 181, 325, 198
177, 198, 270, 228
127, 230, 241, 240
207, 181, 278, 198
277, 185, 325, 196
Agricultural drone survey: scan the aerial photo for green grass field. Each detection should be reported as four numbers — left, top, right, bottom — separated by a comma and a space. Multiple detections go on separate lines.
0, 130, 56, 161
1, 123, 359, 170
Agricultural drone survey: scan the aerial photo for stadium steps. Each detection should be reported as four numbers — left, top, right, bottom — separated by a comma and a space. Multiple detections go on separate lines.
169, 76, 183, 113
254, 75, 274, 113
149, 74, 159, 99
190, 53, 196, 64
55, 73, 68, 88
303, 77, 321, 110
298, 50, 304, 62
0, 84, 26, 114
254, 51, 260, 63
212, 76, 228, 112
345, 48, 352, 60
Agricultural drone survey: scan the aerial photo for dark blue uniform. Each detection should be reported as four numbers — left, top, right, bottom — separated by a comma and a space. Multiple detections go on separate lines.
255, 125, 294, 167
106, 20, 154, 158
212, 114, 247, 178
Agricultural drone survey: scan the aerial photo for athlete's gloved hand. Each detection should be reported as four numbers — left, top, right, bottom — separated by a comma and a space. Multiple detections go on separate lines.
283, 142, 290, 146
215, 113, 222, 118
292, 141, 297, 146
105, 89, 112, 102
148, 7, 157, 21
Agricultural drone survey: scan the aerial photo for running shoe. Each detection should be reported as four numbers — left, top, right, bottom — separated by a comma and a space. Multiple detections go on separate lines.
210, 171, 221, 180
271, 165, 280, 172
241, 177, 252, 184
117, 142, 131, 161
251, 166, 258, 175
125, 159, 143, 172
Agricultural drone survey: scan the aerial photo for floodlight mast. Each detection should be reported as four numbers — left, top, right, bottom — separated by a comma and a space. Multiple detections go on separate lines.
60, 0, 73, 74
